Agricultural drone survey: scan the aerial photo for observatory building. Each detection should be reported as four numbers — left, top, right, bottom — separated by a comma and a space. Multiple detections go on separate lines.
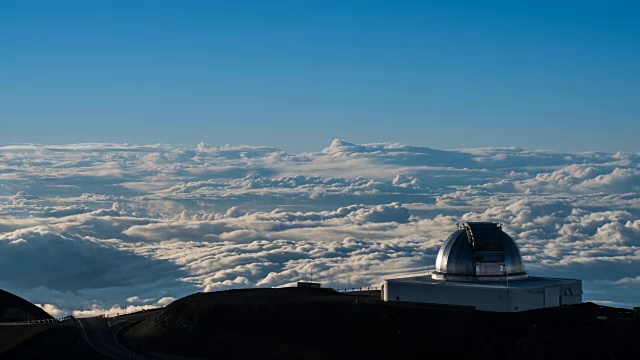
383, 222, 582, 312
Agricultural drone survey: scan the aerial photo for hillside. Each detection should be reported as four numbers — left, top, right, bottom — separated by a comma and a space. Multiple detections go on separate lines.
0, 289, 106, 359
123, 287, 639, 359
0, 320, 111, 359
0, 289, 53, 322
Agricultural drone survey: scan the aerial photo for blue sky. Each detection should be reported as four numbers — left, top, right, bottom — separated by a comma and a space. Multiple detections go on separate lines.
2, 0, 639, 152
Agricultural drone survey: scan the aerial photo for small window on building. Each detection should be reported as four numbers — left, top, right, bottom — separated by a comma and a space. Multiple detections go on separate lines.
396, 296, 400, 301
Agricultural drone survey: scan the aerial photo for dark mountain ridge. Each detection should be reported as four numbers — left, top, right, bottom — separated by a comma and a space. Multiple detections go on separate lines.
123, 287, 639, 360
0, 286, 638, 359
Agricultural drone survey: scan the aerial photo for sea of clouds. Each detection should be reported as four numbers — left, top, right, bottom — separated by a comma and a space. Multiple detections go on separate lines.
0, 139, 638, 317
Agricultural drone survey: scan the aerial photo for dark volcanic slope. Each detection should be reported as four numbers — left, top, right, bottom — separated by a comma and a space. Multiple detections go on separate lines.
0, 320, 111, 359
124, 287, 639, 360
0, 289, 53, 322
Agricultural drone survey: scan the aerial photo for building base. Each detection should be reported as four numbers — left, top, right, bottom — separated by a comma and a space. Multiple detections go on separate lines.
383, 276, 582, 312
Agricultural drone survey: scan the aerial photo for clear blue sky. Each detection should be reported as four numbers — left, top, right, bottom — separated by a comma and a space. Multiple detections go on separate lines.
2, 0, 639, 152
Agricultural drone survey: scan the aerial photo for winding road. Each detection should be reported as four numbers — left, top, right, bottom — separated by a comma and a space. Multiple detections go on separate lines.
75, 313, 155, 360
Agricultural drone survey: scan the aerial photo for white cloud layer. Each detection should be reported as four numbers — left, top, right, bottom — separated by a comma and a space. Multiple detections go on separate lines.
1, 140, 639, 314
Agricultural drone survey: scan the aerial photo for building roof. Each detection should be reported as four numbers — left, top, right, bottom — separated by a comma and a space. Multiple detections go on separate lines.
432, 222, 527, 281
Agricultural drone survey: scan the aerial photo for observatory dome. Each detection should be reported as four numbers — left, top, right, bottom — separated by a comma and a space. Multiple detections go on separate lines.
432, 222, 527, 281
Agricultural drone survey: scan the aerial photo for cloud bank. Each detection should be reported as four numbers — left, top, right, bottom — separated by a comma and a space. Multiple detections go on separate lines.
0, 140, 638, 314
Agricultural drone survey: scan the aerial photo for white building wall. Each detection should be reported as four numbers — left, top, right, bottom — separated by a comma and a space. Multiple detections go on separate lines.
559, 281, 582, 305
384, 280, 512, 311
561, 294, 581, 305
544, 286, 561, 307
509, 289, 543, 311
384, 278, 582, 312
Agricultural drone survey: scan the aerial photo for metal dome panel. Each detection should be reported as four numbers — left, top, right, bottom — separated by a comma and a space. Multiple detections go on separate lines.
435, 229, 474, 275
432, 222, 527, 281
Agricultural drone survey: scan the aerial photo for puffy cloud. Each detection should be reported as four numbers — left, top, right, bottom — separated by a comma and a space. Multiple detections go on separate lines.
36, 303, 64, 318
515, 164, 640, 194
73, 303, 156, 318
346, 203, 410, 224
614, 276, 640, 285
156, 297, 176, 307
575, 167, 640, 193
